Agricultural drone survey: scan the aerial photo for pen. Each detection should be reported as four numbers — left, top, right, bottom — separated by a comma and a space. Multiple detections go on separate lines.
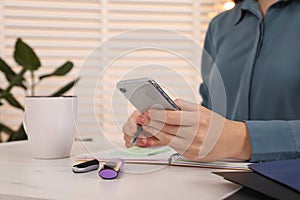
130, 124, 143, 145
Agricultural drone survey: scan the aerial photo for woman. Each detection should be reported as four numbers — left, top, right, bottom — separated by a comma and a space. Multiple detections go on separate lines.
122, 0, 300, 162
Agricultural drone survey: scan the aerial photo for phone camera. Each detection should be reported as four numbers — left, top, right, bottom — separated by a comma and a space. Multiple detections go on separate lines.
120, 87, 127, 93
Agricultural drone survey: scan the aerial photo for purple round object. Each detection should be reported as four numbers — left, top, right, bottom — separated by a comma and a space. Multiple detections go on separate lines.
99, 169, 118, 179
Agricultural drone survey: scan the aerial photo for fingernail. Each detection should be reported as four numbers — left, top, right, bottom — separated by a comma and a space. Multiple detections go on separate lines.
136, 116, 145, 124
141, 138, 146, 145
146, 139, 153, 147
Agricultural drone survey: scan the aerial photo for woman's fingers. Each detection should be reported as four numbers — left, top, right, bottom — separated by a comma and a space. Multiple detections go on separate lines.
143, 125, 183, 146
148, 110, 200, 126
122, 110, 142, 137
123, 133, 163, 148
124, 133, 145, 147
146, 120, 180, 137
146, 119, 200, 140
173, 99, 200, 111
122, 118, 136, 137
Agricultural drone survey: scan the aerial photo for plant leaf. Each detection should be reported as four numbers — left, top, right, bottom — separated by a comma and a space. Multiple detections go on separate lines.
0, 87, 3, 102
2, 91, 24, 110
0, 122, 15, 135
39, 61, 74, 80
8, 124, 27, 141
51, 78, 79, 97
0, 58, 27, 89
14, 38, 41, 71
0, 58, 16, 81
6, 68, 27, 92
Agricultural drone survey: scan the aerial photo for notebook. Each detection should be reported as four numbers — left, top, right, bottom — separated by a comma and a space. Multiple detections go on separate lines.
214, 171, 300, 199
223, 187, 273, 200
249, 159, 300, 192
76, 146, 249, 170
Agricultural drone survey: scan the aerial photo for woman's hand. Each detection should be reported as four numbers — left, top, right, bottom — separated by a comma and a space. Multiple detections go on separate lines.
122, 110, 165, 148
141, 99, 252, 162
122, 99, 252, 161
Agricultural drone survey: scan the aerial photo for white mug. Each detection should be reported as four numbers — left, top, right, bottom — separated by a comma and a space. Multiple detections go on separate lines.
24, 96, 77, 159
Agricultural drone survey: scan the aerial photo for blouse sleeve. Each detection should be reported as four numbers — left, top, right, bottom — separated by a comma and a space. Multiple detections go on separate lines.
245, 120, 300, 162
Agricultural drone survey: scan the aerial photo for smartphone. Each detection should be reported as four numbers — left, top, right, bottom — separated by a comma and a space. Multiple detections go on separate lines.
116, 77, 180, 114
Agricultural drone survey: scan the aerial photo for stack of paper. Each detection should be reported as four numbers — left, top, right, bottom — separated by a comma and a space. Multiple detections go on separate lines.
215, 159, 300, 199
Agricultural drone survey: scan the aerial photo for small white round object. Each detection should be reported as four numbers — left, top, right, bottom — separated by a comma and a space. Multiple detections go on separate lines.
224, 2, 235, 10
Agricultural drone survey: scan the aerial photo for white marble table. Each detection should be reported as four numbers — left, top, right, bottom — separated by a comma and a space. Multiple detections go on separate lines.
0, 137, 240, 200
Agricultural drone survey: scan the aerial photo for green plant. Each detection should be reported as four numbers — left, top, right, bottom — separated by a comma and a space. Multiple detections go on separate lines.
0, 38, 79, 142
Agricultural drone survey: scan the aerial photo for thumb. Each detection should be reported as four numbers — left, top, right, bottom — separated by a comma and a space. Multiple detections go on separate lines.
174, 99, 199, 111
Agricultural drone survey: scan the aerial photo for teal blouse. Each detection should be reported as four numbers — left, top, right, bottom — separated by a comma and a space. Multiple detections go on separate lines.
200, 0, 300, 162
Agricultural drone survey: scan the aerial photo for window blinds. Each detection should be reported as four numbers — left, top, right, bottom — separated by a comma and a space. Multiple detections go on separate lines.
0, 0, 102, 136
